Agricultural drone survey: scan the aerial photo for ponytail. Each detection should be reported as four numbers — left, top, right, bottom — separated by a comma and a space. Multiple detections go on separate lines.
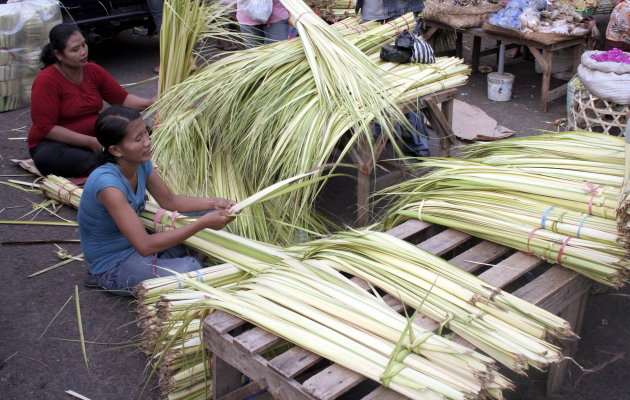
39, 43, 57, 68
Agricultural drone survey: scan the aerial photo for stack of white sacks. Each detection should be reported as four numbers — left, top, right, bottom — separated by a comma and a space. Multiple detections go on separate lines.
0, 0, 61, 112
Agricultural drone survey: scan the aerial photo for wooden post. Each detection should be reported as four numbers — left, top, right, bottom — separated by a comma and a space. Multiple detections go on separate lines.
471, 35, 482, 72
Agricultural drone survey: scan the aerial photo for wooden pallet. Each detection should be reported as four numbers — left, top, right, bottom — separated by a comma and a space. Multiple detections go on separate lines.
204, 219, 592, 400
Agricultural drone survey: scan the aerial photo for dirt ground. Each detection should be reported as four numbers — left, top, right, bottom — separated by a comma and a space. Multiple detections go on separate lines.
0, 30, 628, 400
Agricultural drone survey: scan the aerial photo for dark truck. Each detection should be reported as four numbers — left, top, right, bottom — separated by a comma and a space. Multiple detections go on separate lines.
0, 0, 156, 42
59, 0, 156, 42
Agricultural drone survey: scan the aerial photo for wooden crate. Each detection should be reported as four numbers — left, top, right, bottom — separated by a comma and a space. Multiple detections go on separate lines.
204, 219, 592, 400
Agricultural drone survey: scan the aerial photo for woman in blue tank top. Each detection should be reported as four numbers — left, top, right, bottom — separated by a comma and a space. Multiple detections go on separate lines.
78, 106, 236, 296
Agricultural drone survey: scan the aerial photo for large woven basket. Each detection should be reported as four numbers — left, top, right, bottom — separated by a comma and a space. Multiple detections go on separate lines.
568, 82, 629, 135
424, 0, 502, 29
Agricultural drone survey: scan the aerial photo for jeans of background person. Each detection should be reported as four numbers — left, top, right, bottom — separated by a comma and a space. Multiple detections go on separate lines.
96, 244, 204, 296
146, 0, 163, 33
358, 0, 424, 22
239, 20, 289, 48
30, 141, 99, 178
373, 111, 430, 157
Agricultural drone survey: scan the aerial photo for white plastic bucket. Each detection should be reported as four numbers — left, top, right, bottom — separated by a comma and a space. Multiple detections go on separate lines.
487, 72, 515, 102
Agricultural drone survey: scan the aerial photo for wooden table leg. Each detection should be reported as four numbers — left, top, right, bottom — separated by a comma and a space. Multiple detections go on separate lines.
528, 46, 552, 112
471, 35, 482, 73
572, 44, 581, 74
442, 97, 454, 128
213, 355, 244, 399
456, 32, 463, 58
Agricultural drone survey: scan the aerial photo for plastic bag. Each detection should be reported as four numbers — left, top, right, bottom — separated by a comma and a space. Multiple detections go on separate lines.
380, 31, 435, 64
238, 0, 273, 24
577, 64, 630, 104
1, 0, 61, 112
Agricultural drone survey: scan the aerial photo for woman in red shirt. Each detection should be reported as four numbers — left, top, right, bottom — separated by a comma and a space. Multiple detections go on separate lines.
28, 24, 155, 178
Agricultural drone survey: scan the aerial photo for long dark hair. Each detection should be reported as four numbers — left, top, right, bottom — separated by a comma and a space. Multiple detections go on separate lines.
39, 23, 82, 68
95, 106, 143, 165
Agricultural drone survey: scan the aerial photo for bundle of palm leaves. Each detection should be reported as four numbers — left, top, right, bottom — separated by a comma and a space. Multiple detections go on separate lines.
151, 2, 470, 246
379, 132, 630, 287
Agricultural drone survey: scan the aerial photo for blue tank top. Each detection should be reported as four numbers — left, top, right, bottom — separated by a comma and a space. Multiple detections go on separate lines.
78, 161, 153, 275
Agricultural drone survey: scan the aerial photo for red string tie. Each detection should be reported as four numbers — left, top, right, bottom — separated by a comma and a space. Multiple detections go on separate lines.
583, 182, 599, 215
401, 14, 411, 32
386, 22, 402, 35
526, 227, 541, 255
150, 210, 178, 277
67, 187, 81, 204
56, 181, 75, 203
556, 237, 571, 266
295, 12, 312, 25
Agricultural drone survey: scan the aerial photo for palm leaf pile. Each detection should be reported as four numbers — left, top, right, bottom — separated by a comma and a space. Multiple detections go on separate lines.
151, 0, 470, 246
43, 176, 575, 400
379, 131, 630, 287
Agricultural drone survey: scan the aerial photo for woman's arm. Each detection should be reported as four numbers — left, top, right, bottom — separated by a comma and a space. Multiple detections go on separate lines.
45, 125, 102, 152
146, 170, 236, 213
123, 94, 156, 112
98, 186, 234, 256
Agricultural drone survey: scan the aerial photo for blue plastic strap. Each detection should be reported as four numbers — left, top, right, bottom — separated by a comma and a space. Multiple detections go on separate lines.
541, 206, 555, 229
243, 389, 268, 400
195, 270, 204, 283
576, 215, 591, 239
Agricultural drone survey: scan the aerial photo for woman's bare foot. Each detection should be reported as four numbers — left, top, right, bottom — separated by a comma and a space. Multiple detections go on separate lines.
507, 47, 522, 59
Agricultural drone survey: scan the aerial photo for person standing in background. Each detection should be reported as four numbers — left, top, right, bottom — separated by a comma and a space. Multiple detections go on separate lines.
355, 0, 424, 23
355, 0, 430, 157
237, 0, 289, 47
604, 0, 630, 51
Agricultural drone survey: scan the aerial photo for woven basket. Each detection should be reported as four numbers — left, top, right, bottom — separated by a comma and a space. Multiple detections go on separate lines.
569, 83, 629, 135
424, 0, 502, 29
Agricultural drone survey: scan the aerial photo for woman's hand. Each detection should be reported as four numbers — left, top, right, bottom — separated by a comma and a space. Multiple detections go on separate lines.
212, 197, 237, 211
88, 136, 103, 153
198, 210, 235, 230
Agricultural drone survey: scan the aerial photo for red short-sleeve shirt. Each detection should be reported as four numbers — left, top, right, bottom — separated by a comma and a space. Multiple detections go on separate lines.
27, 62, 129, 149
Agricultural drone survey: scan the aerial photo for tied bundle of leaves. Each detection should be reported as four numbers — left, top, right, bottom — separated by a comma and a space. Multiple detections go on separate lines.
378, 132, 630, 287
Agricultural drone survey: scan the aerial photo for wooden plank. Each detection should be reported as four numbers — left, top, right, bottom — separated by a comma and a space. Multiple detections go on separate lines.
418, 228, 471, 256
217, 380, 265, 400
548, 84, 568, 102
203, 321, 316, 400
386, 219, 432, 240
512, 266, 591, 314
448, 241, 511, 273
547, 290, 588, 395
234, 326, 283, 355
268, 346, 323, 379
302, 363, 365, 400
413, 313, 439, 331
477, 251, 543, 288
207, 310, 247, 334
384, 294, 404, 312
362, 386, 408, 400
213, 355, 244, 400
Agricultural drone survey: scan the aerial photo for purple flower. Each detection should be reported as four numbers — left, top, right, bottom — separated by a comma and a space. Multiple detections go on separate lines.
590, 48, 630, 64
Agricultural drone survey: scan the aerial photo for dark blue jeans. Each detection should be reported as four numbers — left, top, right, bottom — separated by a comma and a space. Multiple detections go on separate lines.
374, 111, 430, 156
96, 244, 204, 296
